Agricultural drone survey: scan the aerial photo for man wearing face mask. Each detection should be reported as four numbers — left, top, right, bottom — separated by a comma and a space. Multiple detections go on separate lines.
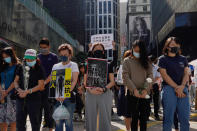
38, 38, 58, 131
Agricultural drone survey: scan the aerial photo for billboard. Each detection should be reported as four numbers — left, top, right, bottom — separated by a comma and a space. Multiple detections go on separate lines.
129, 15, 151, 52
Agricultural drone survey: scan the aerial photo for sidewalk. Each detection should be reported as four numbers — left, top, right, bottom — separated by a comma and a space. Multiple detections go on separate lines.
26, 113, 197, 131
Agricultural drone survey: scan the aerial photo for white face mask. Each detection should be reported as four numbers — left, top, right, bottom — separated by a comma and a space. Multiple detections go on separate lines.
133, 51, 140, 58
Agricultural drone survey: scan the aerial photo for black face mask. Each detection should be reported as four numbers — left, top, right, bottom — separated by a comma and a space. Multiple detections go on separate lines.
93, 50, 104, 58
169, 47, 179, 54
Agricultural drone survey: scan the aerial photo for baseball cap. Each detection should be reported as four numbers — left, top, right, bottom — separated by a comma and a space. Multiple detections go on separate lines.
24, 49, 37, 60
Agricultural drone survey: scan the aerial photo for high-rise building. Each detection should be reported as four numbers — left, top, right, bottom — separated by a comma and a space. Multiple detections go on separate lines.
43, 0, 85, 50
151, 0, 197, 60
126, 0, 152, 52
85, 0, 120, 52
120, 2, 128, 58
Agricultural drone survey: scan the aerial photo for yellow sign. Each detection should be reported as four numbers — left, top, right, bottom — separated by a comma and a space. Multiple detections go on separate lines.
64, 68, 72, 98
50, 71, 57, 88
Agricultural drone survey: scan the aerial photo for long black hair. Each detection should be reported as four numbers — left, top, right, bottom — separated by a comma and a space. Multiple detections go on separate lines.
0, 47, 19, 72
132, 40, 149, 69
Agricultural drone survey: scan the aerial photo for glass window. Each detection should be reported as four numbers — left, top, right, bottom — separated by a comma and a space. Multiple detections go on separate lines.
104, 15, 107, 28
99, 30, 102, 34
86, 31, 90, 42
87, 2, 90, 14
104, 30, 107, 34
99, 15, 102, 28
91, 2, 94, 14
143, 0, 147, 3
86, 16, 90, 28
114, 16, 116, 28
108, 15, 111, 28
99, 2, 102, 14
104, 1, 107, 14
143, 6, 147, 12
113, 3, 115, 14
131, 6, 136, 12
91, 16, 94, 28
131, 0, 136, 3
108, 29, 112, 33
91, 30, 95, 35
108, 1, 111, 13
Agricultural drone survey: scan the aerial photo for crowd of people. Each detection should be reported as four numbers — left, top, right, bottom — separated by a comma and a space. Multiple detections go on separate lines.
0, 36, 196, 131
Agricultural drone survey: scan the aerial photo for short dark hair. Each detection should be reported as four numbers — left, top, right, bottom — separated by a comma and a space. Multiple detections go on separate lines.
39, 38, 50, 46
58, 43, 73, 57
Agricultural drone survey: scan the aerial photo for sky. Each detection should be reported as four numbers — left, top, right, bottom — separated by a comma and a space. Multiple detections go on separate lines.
120, 0, 128, 2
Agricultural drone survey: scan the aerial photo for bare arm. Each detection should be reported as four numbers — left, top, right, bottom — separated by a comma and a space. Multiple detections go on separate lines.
70, 72, 79, 91
106, 73, 115, 89
181, 67, 189, 86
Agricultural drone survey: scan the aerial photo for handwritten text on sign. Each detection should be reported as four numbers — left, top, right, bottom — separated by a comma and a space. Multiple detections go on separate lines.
91, 34, 114, 50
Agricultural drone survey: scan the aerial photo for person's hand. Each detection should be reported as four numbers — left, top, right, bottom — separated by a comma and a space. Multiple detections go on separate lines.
78, 86, 84, 94
56, 97, 66, 102
175, 85, 186, 98
134, 88, 141, 98
140, 89, 148, 98
89, 87, 103, 95
112, 41, 116, 50
18, 90, 28, 98
1, 90, 8, 98
88, 43, 93, 51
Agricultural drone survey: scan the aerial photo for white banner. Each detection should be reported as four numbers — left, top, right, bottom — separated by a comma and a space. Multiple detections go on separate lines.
91, 34, 114, 50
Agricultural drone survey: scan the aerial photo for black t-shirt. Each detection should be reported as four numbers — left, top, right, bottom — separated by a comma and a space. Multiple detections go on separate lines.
158, 55, 188, 85
16, 64, 45, 100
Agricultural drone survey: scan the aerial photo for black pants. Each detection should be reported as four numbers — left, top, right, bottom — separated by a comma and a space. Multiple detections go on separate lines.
130, 96, 150, 131
39, 92, 54, 128
75, 93, 84, 115
16, 99, 41, 131
152, 83, 160, 117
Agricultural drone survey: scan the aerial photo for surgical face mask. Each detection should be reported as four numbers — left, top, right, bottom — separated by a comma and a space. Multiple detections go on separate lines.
133, 51, 140, 58
26, 60, 36, 67
39, 48, 49, 54
60, 56, 68, 62
169, 47, 179, 54
93, 50, 104, 58
4, 57, 11, 63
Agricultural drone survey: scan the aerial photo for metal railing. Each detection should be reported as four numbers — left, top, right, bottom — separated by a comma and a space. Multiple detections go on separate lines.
17, 0, 78, 48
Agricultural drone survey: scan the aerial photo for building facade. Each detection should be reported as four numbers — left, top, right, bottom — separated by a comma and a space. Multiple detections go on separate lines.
152, 0, 197, 60
0, 0, 79, 58
126, 0, 152, 52
85, 0, 120, 52
43, 0, 85, 51
120, 2, 128, 58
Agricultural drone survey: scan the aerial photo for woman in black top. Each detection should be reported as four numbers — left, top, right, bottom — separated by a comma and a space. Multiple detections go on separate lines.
14, 49, 45, 131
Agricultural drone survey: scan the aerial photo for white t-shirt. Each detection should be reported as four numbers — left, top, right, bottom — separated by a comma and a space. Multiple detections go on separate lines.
52, 61, 79, 75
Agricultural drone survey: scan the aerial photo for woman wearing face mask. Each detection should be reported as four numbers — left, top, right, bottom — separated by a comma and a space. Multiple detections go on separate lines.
84, 43, 115, 131
158, 37, 190, 131
14, 49, 45, 131
0, 47, 19, 131
51, 44, 79, 131
122, 40, 153, 131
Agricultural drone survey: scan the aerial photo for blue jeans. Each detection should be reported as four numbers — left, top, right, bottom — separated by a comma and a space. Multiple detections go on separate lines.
55, 99, 75, 131
162, 85, 190, 131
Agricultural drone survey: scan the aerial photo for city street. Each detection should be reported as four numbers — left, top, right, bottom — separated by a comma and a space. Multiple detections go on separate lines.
26, 112, 197, 131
